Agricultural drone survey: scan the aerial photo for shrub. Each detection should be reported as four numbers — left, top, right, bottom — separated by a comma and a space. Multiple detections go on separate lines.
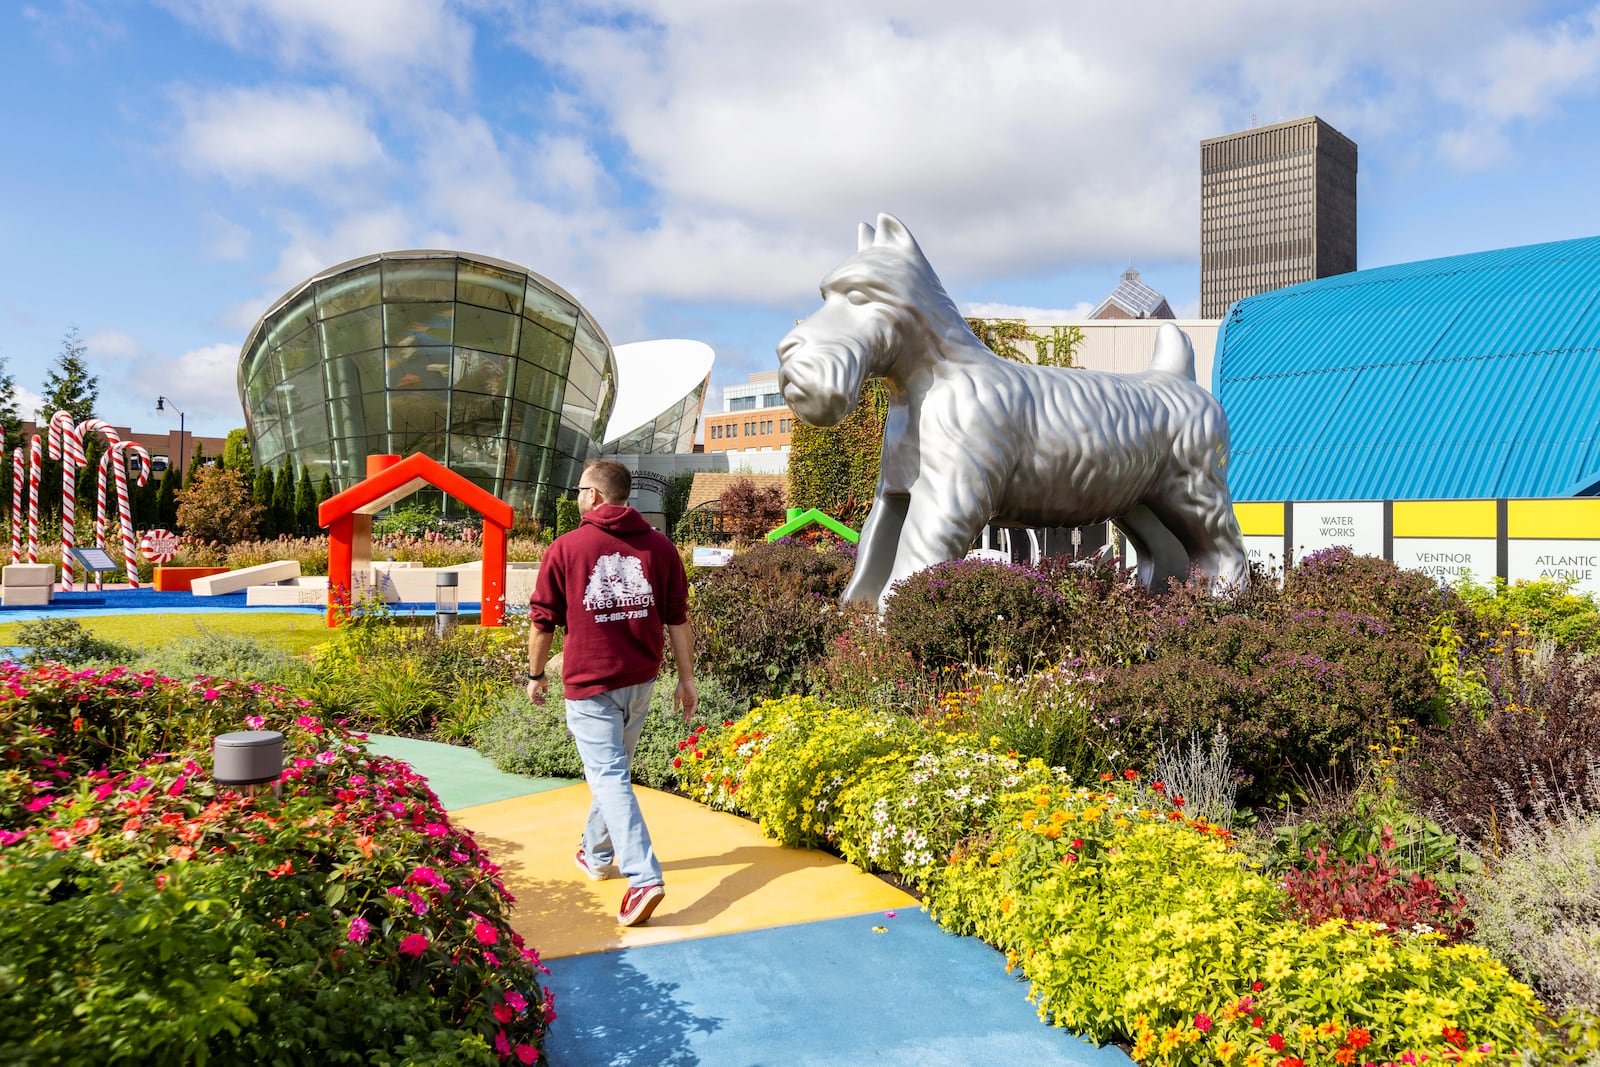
0, 666, 552, 1064
473, 670, 740, 789
1095, 609, 1438, 804
1283, 547, 1469, 640
11, 617, 138, 667
1456, 576, 1600, 652
1405, 646, 1600, 847
1152, 725, 1240, 828
1032, 555, 1158, 667
883, 558, 1070, 673
690, 540, 855, 704
174, 466, 265, 542
1282, 845, 1473, 942
717, 477, 787, 541
1468, 797, 1600, 1014
130, 628, 311, 688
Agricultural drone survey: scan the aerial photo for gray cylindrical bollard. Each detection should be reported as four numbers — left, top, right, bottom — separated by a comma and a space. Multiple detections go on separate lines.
435, 570, 459, 638
214, 730, 285, 797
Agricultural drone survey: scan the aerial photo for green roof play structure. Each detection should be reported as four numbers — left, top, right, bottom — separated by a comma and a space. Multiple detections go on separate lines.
765, 508, 859, 543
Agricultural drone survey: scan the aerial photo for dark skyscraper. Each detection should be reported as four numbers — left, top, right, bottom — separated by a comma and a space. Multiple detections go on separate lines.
1200, 116, 1357, 318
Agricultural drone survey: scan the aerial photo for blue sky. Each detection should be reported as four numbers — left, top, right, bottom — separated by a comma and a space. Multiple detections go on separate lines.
3, 0, 1600, 439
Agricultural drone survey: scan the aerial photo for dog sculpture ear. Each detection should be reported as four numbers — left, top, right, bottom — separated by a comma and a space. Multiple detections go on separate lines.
857, 221, 876, 251
874, 213, 915, 250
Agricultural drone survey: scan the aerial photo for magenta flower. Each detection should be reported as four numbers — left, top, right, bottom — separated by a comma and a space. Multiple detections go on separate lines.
24, 796, 54, 812
244, 715, 265, 729
504, 990, 527, 1013
515, 1043, 539, 1063
167, 776, 188, 797
495, 1032, 511, 1056
398, 933, 429, 957
316, 751, 336, 765
202, 688, 219, 700
347, 916, 371, 943
474, 921, 498, 946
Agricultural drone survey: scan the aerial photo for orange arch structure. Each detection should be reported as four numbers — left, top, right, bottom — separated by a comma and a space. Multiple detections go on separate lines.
317, 453, 515, 628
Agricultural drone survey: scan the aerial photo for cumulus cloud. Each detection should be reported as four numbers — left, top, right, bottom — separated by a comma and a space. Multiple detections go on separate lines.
174, 84, 386, 186
159, 0, 473, 92
962, 301, 1097, 322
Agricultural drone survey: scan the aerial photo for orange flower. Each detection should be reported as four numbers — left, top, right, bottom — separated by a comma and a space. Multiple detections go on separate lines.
354, 834, 375, 858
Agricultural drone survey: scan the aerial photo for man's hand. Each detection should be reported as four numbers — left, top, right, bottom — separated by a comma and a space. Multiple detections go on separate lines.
527, 676, 549, 706
673, 675, 697, 723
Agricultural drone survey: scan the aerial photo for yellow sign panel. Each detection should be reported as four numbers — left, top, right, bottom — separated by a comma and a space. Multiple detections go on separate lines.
1392, 500, 1497, 539
1507, 499, 1600, 540
1233, 502, 1284, 537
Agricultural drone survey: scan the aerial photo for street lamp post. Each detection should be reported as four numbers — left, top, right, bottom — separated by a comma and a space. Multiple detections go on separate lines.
156, 396, 186, 482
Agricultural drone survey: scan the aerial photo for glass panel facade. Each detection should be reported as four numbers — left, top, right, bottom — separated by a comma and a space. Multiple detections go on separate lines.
239, 251, 618, 520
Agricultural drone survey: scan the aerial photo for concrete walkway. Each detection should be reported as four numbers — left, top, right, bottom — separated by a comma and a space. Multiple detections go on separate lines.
376, 734, 1135, 1067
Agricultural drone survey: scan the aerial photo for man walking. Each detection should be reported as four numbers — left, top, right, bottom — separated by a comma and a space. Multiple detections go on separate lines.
527, 459, 696, 927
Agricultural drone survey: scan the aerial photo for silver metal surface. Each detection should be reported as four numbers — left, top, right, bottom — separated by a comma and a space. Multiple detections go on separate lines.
777, 213, 1248, 608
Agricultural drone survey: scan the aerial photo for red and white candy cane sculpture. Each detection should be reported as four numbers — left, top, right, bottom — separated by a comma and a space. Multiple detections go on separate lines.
27, 433, 44, 565
108, 441, 149, 587
46, 413, 87, 589
8, 442, 18, 565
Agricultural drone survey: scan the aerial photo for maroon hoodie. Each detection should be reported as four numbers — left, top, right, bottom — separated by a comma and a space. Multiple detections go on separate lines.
529, 503, 689, 699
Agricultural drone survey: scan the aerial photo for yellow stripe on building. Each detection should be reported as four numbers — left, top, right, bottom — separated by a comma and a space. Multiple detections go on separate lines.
1507, 499, 1600, 540
1233, 502, 1284, 536
1392, 500, 1497, 539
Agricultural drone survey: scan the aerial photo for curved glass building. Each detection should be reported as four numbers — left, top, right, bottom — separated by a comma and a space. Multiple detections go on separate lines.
601, 339, 714, 455
238, 251, 616, 517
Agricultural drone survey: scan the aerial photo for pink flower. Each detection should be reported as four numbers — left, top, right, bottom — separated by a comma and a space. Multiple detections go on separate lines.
296, 715, 324, 734
504, 990, 528, 1013
398, 933, 429, 957
483, 950, 501, 967
24, 796, 54, 812
202, 688, 219, 700
245, 716, 265, 729
494, 1003, 514, 1023
347, 917, 371, 943
1194, 1013, 1213, 1033
515, 1045, 539, 1064
407, 865, 443, 887
0, 829, 28, 846
495, 1032, 511, 1056
316, 751, 336, 765
48, 829, 77, 849
423, 822, 448, 837
167, 776, 188, 797
474, 921, 498, 946
884, 911, 897, 919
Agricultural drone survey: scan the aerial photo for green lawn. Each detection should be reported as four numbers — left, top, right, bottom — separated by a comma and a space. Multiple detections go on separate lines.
0, 612, 335, 656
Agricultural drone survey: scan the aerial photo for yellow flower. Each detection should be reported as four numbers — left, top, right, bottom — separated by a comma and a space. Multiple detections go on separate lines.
1401, 989, 1428, 1007
1217, 1042, 1238, 1062
1244, 1054, 1265, 1067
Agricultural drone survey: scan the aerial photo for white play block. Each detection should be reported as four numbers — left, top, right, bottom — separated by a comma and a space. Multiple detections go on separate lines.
189, 560, 302, 596
3, 563, 57, 587
1, 586, 52, 606
246, 576, 330, 606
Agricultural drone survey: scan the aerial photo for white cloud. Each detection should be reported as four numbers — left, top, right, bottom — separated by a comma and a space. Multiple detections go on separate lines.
962, 301, 1097, 322
175, 84, 386, 185
160, 0, 474, 92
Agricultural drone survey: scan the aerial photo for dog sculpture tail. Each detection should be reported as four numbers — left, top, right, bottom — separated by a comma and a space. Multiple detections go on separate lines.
1147, 322, 1196, 379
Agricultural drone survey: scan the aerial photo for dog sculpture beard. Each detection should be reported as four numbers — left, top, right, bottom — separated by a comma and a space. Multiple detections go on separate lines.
777, 213, 1249, 610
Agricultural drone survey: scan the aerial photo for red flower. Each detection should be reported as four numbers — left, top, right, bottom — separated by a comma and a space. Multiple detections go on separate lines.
474, 921, 498, 946
1347, 1028, 1372, 1050
1123, 768, 1138, 780
399, 933, 429, 957
1099, 772, 1114, 781
494, 1003, 514, 1023
1269, 1034, 1286, 1051
1194, 1013, 1213, 1033
1252, 981, 1264, 992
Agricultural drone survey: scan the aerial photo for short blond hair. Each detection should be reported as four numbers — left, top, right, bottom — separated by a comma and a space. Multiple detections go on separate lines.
583, 459, 631, 504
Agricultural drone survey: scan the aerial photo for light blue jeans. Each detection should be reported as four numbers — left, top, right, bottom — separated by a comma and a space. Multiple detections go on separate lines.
565, 680, 663, 888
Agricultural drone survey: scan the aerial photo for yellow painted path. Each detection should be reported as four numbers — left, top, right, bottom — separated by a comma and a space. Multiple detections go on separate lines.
454, 783, 916, 959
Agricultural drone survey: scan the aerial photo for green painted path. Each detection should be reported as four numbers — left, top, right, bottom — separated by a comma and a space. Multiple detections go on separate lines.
363, 734, 571, 810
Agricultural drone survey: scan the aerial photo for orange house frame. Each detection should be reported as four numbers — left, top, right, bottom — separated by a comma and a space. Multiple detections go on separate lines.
317, 453, 514, 628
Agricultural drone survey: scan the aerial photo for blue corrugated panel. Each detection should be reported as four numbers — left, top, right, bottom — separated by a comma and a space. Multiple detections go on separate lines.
1217, 234, 1600, 501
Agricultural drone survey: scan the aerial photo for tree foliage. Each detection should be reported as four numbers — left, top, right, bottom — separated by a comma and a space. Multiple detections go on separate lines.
786, 379, 887, 528
221, 429, 252, 472
175, 467, 266, 542
717, 477, 788, 541
964, 318, 1083, 368
36, 328, 99, 424
0, 352, 22, 439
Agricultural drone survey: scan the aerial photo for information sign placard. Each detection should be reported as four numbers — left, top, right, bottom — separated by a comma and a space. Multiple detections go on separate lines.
69, 547, 119, 573
1290, 501, 1385, 561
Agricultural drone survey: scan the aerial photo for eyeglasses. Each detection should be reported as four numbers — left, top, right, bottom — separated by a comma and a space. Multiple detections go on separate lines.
572, 485, 599, 496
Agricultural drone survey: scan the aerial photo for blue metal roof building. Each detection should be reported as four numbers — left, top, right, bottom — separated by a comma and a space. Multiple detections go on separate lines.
1215, 234, 1600, 501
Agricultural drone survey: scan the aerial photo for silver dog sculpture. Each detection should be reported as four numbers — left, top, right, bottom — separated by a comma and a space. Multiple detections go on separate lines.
777, 213, 1249, 609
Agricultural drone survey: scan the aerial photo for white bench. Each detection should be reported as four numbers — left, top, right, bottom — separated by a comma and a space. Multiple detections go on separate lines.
1, 563, 55, 606
189, 560, 302, 596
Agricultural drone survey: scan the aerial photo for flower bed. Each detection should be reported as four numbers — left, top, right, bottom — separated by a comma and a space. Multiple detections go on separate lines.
680, 697, 1551, 1067
0, 665, 551, 1065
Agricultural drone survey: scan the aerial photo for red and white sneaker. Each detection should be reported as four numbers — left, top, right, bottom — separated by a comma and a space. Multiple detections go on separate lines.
574, 848, 612, 881
618, 883, 665, 927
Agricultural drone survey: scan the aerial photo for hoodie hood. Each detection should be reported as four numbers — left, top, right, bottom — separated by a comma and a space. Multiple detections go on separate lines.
579, 502, 656, 536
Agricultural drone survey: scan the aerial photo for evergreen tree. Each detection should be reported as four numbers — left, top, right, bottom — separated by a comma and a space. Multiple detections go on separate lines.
0, 352, 22, 440
316, 471, 334, 505
156, 469, 180, 529
253, 466, 276, 536
294, 465, 316, 535
272, 454, 295, 536
183, 442, 206, 490
221, 429, 252, 472
36, 328, 99, 424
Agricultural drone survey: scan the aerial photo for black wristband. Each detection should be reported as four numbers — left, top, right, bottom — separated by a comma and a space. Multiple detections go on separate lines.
528, 670, 545, 682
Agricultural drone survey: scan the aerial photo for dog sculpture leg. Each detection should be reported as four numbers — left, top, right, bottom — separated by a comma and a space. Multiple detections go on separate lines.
1115, 505, 1191, 591
876, 488, 993, 610
843, 491, 910, 607
1146, 474, 1250, 591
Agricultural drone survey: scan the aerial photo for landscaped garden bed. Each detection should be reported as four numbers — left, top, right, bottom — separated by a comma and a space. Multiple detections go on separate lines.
0, 665, 552, 1065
